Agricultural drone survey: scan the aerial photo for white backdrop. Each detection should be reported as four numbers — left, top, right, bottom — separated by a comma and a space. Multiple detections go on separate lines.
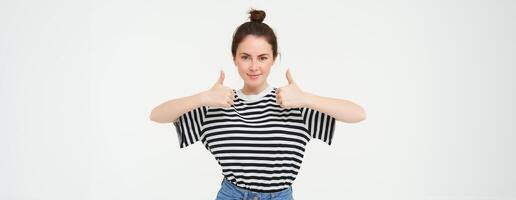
1, 0, 515, 199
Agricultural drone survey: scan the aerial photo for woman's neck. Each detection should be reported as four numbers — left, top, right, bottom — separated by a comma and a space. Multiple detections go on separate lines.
240, 82, 270, 95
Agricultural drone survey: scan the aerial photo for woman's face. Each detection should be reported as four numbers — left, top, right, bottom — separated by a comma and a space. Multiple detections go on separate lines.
234, 35, 275, 89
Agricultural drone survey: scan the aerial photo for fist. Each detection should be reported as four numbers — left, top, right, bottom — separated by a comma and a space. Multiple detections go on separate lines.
276, 69, 307, 109
201, 70, 235, 108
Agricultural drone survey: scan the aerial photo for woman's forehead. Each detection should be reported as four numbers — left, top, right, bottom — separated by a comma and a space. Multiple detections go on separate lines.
237, 35, 273, 55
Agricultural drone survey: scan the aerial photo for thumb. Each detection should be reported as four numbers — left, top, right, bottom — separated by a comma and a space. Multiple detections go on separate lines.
217, 69, 225, 85
286, 68, 294, 84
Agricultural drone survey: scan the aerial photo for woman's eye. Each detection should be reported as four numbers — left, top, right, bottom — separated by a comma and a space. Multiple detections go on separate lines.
260, 57, 268, 61
241, 56, 248, 60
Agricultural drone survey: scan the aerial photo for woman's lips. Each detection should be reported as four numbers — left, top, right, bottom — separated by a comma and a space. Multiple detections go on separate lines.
247, 73, 261, 80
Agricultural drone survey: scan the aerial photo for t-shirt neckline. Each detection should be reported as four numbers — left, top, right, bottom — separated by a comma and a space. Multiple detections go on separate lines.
236, 85, 275, 103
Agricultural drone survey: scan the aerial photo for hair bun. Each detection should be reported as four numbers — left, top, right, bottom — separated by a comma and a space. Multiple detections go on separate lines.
249, 9, 266, 23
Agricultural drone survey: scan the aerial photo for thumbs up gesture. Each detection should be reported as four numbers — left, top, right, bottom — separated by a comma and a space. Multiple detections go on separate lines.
201, 70, 236, 108
276, 69, 307, 109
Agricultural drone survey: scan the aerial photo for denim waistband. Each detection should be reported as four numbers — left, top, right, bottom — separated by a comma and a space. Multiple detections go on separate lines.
220, 177, 293, 199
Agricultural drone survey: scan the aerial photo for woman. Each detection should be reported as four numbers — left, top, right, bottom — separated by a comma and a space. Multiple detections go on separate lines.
150, 9, 366, 200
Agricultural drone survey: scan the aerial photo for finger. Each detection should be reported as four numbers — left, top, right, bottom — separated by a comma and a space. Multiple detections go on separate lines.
217, 69, 225, 85
227, 98, 234, 107
286, 68, 294, 84
227, 96, 234, 103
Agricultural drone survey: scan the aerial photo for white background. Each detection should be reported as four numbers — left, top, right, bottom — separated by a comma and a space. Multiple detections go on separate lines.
1, 0, 515, 199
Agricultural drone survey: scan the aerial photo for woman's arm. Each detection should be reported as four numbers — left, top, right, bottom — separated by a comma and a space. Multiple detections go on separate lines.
149, 70, 236, 123
275, 69, 366, 123
302, 92, 366, 123
149, 91, 205, 123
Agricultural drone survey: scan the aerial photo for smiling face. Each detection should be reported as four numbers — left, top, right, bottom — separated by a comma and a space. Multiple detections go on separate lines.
233, 34, 276, 92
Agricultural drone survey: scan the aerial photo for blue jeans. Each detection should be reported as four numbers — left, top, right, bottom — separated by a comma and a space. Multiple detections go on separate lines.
216, 177, 294, 200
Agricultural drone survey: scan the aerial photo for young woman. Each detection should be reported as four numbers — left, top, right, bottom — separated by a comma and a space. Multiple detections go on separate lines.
150, 9, 366, 200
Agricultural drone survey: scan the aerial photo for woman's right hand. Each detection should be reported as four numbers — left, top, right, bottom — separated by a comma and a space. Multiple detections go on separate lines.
200, 70, 235, 108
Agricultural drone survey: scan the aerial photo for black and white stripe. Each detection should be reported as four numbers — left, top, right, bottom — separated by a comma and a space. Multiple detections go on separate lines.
173, 87, 336, 192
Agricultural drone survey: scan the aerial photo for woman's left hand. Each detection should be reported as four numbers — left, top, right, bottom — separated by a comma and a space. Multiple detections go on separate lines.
276, 69, 309, 109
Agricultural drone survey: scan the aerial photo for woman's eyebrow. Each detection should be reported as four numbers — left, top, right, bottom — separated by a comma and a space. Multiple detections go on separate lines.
238, 53, 269, 56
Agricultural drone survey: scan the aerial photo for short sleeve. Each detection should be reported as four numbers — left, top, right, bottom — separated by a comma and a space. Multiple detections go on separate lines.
172, 105, 208, 148
299, 107, 336, 145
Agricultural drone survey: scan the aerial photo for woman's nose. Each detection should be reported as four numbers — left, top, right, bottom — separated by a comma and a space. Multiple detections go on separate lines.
249, 60, 259, 70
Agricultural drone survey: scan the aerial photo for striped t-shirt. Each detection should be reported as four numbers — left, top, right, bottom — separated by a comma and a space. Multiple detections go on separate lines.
173, 85, 336, 192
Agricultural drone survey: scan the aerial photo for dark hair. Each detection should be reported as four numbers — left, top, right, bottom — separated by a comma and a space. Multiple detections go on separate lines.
231, 9, 279, 61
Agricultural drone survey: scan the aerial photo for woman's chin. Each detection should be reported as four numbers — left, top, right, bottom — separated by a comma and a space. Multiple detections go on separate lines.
244, 80, 262, 86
